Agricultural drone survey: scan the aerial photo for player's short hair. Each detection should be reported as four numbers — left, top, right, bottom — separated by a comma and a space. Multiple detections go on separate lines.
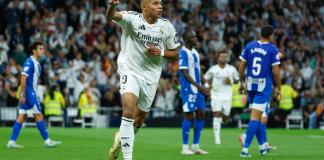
218, 50, 228, 55
140, 0, 150, 6
261, 25, 274, 38
182, 30, 195, 42
30, 41, 43, 51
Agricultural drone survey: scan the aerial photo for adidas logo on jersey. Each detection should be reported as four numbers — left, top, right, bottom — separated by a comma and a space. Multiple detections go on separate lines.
139, 25, 146, 30
122, 143, 130, 147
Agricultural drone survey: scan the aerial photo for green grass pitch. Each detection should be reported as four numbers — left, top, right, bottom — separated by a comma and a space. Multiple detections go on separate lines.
0, 127, 324, 160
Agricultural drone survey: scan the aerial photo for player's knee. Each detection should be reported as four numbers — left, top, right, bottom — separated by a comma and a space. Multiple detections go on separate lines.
17, 114, 26, 123
34, 114, 44, 121
184, 112, 194, 120
261, 117, 268, 124
213, 111, 222, 118
196, 112, 206, 120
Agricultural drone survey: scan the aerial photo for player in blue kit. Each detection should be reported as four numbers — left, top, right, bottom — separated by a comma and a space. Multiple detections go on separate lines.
179, 31, 209, 155
238, 25, 281, 157
7, 42, 61, 148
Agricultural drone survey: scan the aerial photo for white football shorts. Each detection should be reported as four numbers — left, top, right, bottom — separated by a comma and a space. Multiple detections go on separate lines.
211, 98, 232, 116
119, 72, 158, 112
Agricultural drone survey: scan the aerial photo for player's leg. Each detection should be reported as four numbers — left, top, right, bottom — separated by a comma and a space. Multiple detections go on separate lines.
217, 100, 232, 145
28, 96, 60, 147
182, 111, 194, 155
211, 98, 223, 144
260, 104, 276, 151
34, 113, 62, 147
119, 93, 137, 160
191, 99, 208, 154
109, 74, 141, 160
180, 92, 196, 155
133, 105, 148, 134
7, 110, 26, 148
240, 92, 265, 158
108, 104, 146, 160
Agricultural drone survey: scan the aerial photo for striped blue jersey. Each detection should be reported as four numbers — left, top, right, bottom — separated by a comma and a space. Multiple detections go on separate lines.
179, 46, 201, 94
21, 56, 41, 94
240, 41, 280, 93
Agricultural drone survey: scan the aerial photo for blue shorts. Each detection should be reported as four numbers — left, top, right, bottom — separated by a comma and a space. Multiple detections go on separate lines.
181, 92, 206, 112
19, 92, 42, 114
248, 91, 272, 112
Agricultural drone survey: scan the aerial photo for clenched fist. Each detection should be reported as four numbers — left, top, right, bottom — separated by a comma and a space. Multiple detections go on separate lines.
109, 0, 119, 5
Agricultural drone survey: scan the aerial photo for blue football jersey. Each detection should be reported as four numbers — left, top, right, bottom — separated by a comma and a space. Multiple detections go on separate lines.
21, 56, 41, 94
240, 41, 280, 93
179, 47, 201, 94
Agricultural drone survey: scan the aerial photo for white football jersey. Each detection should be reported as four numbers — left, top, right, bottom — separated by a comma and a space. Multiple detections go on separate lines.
204, 64, 239, 100
114, 11, 180, 84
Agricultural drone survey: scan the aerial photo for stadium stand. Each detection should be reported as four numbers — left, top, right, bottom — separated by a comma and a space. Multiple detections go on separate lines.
0, 0, 323, 128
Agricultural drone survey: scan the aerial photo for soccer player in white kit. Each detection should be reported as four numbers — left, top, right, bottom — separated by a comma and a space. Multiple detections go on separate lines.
106, 0, 180, 160
204, 51, 239, 144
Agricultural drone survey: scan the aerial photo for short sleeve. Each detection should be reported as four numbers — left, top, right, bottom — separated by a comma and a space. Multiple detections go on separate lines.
179, 50, 188, 69
271, 46, 280, 66
113, 11, 139, 29
239, 48, 248, 62
21, 61, 33, 77
204, 67, 214, 80
166, 22, 180, 50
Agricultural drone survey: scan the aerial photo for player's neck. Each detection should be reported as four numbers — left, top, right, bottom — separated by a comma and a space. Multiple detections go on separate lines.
32, 54, 40, 61
143, 14, 158, 24
219, 63, 226, 68
185, 45, 193, 50
259, 38, 270, 43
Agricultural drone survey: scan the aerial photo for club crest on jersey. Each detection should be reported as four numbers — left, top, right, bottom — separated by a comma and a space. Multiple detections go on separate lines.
24, 66, 29, 72
159, 28, 164, 35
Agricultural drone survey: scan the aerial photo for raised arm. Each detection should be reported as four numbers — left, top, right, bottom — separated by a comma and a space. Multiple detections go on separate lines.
105, 0, 123, 21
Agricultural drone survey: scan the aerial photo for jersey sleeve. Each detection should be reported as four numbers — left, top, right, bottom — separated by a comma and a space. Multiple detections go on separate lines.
166, 22, 180, 50
179, 50, 188, 69
113, 11, 139, 29
239, 47, 248, 62
21, 60, 33, 77
204, 67, 213, 80
271, 46, 280, 66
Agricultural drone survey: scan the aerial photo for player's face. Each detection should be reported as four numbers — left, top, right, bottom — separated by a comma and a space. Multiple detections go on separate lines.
186, 31, 197, 46
218, 53, 227, 64
33, 45, 44, 58
143, 0, 163, 18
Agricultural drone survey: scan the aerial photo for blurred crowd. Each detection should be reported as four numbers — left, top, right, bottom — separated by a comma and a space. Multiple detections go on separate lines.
0, 0, 324, 128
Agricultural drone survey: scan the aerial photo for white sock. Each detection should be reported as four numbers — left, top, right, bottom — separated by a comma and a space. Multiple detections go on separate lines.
8, 140, 15, 144
45, 139, 51, 143
213, 117, 222, 144
259, 144, 265, 150
182, 144, 189, 150
192, 144, 199, 150
242, 147, 249, 153
120, 117, 135, 160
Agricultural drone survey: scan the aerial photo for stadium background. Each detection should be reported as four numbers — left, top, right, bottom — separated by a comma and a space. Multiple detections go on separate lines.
0, 0, 324, 159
